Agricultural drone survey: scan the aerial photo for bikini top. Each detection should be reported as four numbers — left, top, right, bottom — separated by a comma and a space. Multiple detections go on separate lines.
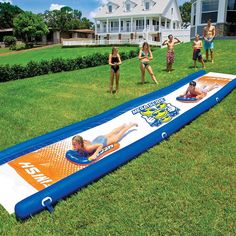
141, 50, 150, 57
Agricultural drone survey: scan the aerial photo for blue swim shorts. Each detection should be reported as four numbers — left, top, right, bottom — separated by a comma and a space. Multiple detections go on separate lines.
92, 135, 107, 146
204, 40, 214, 50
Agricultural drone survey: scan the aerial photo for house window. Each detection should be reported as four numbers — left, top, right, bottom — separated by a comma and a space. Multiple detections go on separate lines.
108, 5, 112, 13
201, 0, 219, 23
136, 19, 144, 30
227, 0, 236, 22
126, 3, 131, 11
145, 2, 150, 10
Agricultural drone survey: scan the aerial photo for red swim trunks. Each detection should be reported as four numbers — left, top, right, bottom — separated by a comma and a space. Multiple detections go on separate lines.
167, 51, 175, 64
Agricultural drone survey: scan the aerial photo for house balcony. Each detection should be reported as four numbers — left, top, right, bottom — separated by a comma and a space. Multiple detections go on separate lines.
96, 25, 160, 34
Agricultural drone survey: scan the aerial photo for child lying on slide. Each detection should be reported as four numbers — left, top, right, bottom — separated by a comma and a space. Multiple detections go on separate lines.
71, 123, 138, 161
179, 81, 219, 100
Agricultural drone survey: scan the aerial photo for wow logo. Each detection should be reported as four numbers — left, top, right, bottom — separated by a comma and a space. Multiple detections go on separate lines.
132, 98, 180, 127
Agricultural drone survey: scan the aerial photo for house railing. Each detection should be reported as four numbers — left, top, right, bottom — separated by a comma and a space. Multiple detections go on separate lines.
62, 38, 161, 46
97, 25, 161, 33
62, 28, 190, 47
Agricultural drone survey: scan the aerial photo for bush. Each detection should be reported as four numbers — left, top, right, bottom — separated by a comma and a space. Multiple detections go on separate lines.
0, 48, 139, 82
3, 36, 17, 47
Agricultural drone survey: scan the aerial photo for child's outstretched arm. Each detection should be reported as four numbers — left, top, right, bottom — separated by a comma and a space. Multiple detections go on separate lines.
88, 144, 103, 161
162, 40, 168, 46
174, 37, 181, 44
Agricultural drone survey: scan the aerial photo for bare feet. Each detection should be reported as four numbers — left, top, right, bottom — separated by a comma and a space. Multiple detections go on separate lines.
128, 122, 138, 128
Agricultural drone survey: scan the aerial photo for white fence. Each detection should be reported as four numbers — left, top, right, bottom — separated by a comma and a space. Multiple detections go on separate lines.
62, 39, 161, 47
62, 28, 190, 47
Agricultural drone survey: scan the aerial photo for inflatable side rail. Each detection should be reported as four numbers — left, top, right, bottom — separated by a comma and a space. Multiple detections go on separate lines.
2, 71, 236, 220
0, 70, 205, 165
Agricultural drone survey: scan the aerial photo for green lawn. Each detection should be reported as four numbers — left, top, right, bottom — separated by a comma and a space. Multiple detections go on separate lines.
0, 47, 10, 54
0, 40, 235, 235
0, 45, 138, 65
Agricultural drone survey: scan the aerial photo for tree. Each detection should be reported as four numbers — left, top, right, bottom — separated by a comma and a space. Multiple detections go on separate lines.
179, 1, 192, 28
0, 2, 23, 29
43, 7, 92, 32
13, 11, 49, 45
79, 17, 93, 29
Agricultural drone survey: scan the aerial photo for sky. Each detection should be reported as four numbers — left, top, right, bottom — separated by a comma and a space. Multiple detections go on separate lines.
0, 0, 189, 21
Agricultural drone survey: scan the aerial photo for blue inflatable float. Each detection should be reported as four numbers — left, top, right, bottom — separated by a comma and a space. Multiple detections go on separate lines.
0, 71, 235, 220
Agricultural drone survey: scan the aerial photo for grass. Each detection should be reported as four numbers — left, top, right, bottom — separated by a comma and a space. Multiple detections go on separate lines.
0, 48, 10, 54
0, 40, 235, 235
0, 45, 138, 66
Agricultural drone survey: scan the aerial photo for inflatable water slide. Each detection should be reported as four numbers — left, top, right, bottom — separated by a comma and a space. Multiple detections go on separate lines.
0, 71, 235, 220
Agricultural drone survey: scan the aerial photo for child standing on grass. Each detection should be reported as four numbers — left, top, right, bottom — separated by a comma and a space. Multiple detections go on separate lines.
192, 34, 205, 69
109, 47, 122, 94
162, 35, 181, 73
138, 42, 158, 85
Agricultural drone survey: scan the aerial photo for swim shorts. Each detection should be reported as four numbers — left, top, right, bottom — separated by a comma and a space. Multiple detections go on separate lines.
193, 49, 202, 61
204, 39, 214, 50
167, 51, 175, 64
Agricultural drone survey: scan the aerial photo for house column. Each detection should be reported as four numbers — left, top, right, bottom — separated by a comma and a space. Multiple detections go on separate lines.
119, 18, 121, 33
159, 16, 161, 30
144, 16, 146, 30
195, 0, 201, 35
95, 20, 97, 34
150, 17, 153, 31
106, 19, 109, 33
165, 18, 167, 29
217, 0, 227, 23
131, 17, 133, 32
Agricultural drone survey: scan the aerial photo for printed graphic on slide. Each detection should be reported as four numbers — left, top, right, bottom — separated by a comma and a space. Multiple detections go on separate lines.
132, 98, 180, 127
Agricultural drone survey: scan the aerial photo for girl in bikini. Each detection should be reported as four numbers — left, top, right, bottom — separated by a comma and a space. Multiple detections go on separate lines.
138, 42, 158, 85
109, 47, 122, 94
72, 123, 138, 161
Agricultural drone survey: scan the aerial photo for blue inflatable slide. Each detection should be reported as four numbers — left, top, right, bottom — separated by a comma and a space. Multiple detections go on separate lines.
0, 71, 235, 220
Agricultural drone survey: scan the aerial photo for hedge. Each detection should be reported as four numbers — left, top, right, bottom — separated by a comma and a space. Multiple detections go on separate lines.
0, 49, 139, 82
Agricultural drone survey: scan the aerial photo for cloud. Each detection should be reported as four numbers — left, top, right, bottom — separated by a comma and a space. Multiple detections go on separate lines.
49, 3, 65, 11
97, 0, 108, 4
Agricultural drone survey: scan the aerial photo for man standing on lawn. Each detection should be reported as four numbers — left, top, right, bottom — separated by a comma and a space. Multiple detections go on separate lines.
203, 19, 216, 63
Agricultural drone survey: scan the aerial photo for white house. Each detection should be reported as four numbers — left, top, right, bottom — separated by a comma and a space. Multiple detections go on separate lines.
93, 0, 190, 45
191, 0, 236, 38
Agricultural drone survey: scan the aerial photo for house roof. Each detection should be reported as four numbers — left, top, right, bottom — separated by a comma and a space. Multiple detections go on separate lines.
94, 0, 172, 19
0, 28, 13, 32
69, 29, 95, 34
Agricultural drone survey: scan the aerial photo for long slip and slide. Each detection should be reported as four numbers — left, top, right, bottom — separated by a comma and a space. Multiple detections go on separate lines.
0, 71, 235, 220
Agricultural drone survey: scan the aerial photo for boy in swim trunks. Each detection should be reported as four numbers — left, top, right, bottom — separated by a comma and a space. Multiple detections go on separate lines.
162, 34, 181, 73
203, 19, 215, 63
180, 80, 218, 100
192, 34, 205, 69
